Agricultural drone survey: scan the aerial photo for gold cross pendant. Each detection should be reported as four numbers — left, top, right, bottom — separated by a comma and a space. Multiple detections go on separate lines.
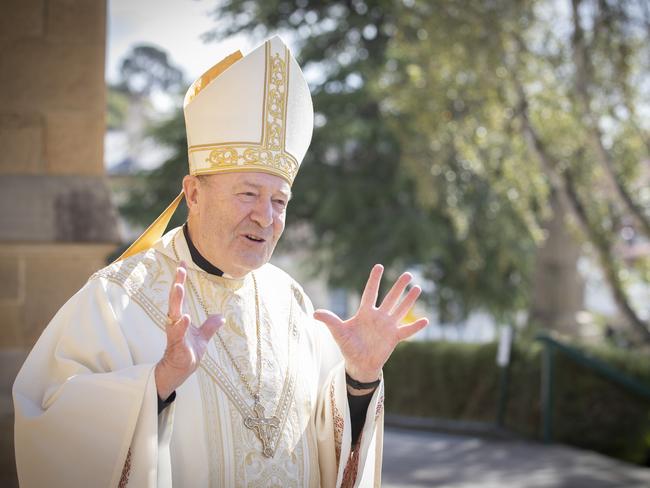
244, 402, 280, 458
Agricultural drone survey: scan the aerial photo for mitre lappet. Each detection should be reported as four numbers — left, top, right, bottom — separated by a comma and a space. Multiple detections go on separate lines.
117, 36, 314, 261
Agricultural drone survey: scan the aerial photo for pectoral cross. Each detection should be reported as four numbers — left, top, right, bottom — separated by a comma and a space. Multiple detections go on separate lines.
244, 401, 280, 458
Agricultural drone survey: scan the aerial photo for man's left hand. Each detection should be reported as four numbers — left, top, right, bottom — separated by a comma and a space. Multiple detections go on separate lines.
314, 264, 429, 388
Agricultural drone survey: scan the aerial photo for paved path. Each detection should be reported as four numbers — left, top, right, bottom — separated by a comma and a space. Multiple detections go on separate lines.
382, 427, 650, 487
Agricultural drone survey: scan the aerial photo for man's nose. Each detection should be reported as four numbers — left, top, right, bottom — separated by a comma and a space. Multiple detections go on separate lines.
250, 198, 274, 228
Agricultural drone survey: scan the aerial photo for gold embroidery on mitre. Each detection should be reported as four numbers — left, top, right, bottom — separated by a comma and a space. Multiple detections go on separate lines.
189, 41, 299, 184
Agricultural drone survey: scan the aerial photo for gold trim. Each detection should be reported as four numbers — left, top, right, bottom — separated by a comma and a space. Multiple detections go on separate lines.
187, 289, 299, 459
114, 190, 185, 263
189, 41, 299, 184
170, 232, 299, 458
188, 140, 266, 152
118, 449, 132, 488
375, 393, 385, 420
92, 249, 318, 484
281, 47, 290, 150
91, 259, 167, 328
331, 381, 344, 466
184, 50, 244, 107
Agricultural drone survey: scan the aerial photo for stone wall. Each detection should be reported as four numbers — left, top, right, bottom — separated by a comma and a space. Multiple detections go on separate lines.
0, 1, 117, 484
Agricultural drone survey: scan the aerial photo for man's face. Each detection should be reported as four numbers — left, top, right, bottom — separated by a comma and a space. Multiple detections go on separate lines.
186, 172, 291, 278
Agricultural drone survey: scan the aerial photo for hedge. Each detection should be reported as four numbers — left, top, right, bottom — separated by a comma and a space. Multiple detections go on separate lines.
383, 340, 650, 465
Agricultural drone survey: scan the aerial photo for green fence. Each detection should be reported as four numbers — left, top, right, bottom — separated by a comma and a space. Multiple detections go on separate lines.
383, 337, 650, 465
537, 333, 650, 443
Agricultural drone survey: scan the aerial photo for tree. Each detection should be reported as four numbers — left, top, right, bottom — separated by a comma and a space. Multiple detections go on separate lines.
120, 0, 650, 341
375, 0, 650, 340
117, 44, 185, 97
200, 0, 539, 323
109, 45, 190, 244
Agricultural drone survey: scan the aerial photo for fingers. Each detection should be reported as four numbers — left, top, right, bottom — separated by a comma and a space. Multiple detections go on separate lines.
397, 317, 429, 341
167, 284, 185, 322
173, 261, 187, 287
167, 314, 191, 339
199, 314, 225, 341
313, 309, 343, 327
379, 272, 412, 312
167, 263, 187, 321
313, 309, 344, 339
359, 264, 384, 309
391, 285, 422, 321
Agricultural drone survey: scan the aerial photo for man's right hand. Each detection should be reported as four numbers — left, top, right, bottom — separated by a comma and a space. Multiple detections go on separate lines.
155, 262, 224, 400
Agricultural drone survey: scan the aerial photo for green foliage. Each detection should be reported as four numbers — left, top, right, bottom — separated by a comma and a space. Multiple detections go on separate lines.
383, 340, 501, 420
119, 0, 650, 331
552, 344, 650, 463
106, 85, 130, 130
118, 109, 189, 228
384, 340, 650, 465
118, 44, 185, 96
109, 44, 190, 232
199, 0, 546, 322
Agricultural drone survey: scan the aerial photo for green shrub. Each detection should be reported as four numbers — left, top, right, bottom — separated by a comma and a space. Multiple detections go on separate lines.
384, 339, 650, 465
384, 341, 500, 421
552, 345, 650, 464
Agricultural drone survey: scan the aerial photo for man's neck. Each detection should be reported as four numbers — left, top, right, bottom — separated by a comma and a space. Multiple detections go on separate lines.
182, 223, 225, 277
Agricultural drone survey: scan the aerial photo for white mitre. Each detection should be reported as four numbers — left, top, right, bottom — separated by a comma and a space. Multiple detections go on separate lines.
117, 36, 313, 261
184, 35, 313, 184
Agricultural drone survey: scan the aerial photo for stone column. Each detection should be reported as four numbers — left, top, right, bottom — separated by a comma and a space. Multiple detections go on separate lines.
0, 1, 118, 484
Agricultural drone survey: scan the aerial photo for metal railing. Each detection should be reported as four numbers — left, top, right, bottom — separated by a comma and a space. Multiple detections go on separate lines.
536, 333, 650, 442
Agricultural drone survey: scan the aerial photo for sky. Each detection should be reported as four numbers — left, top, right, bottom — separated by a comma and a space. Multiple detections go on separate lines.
105, 0, 253, 85
104, 0, 256, 169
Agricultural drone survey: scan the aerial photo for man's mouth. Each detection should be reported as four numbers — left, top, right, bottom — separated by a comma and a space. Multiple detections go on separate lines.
245, 234, 266, 243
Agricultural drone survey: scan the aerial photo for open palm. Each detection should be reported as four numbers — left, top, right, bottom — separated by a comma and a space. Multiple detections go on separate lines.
314, 264, 429, 383
155, 262, 224, 400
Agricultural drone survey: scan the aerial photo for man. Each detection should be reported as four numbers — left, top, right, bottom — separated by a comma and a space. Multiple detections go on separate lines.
13, 37, 428, 487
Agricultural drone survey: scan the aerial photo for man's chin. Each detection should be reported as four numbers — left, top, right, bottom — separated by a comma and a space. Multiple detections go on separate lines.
231, 254, 271, 276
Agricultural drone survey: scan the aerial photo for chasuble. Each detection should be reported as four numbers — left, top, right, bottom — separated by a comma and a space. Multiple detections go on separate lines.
13, 227, 385, 487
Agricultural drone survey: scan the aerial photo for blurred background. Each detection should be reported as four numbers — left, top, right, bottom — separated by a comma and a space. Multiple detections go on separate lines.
1, 0, 650, 485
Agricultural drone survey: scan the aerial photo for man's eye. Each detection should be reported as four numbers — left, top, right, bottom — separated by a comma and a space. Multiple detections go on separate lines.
240, 192, 257, 197
273, 199, 287, 207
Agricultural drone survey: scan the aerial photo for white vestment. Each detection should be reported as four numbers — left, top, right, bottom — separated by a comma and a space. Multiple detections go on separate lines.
13, 227, 384, 487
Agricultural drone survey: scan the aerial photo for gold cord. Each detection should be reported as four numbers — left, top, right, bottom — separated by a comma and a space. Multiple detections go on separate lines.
172, 234, 263, 401
171, 231, 295, 458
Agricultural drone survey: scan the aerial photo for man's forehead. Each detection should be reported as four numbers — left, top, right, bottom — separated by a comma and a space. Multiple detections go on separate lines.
202, 172, 291, 195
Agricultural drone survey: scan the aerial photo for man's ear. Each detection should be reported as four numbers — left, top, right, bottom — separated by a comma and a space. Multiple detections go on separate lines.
183, 175, 200, 214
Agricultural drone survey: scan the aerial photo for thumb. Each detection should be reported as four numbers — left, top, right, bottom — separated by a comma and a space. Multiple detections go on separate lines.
313, 309, 344, 336
199, 314, 225, 341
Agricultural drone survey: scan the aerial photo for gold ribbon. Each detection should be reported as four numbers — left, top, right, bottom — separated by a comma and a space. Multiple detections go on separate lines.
115, 190, 185, 262
115, 50, 244, 263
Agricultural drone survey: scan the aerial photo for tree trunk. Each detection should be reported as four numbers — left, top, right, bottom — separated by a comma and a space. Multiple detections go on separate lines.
514, 80, 650, 342
529, 191, 585, 336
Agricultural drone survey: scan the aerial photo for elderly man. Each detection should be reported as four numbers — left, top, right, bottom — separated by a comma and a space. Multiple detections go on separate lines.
13, 37, 427, 487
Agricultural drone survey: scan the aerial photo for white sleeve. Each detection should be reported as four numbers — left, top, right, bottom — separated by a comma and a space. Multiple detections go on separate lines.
13, 277, 173, 488
299, 292, 385, 488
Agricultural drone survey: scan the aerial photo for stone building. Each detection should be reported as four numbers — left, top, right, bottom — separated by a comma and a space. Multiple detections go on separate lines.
0, 1, 118, 484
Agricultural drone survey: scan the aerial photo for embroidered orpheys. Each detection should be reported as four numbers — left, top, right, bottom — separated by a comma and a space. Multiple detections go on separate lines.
95, 244, 302, 461
266, 51, 288, 151
197, 41, 299, 183
330, 382, 344, 465
118, 449, 132, 488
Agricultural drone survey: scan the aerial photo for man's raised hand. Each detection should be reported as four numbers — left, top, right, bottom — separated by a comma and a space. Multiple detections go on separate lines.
313, 264, 428, 389
155, 262, 224, 400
